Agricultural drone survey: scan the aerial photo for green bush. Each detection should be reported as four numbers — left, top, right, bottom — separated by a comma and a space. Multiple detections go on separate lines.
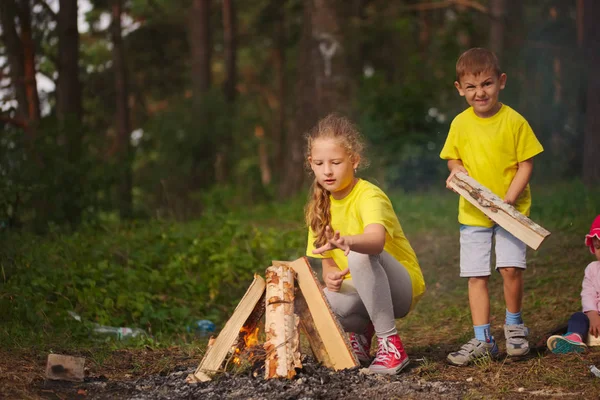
0, 210, 305, 347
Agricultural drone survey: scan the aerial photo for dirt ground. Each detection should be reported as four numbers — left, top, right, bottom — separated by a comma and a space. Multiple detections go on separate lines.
3, 342, 600, 400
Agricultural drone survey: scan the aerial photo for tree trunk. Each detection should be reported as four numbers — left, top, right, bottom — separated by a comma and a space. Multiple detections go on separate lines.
187, 0, 215, 189
189, 0, 211, 97
216, 0, 237, 183
582, 0, 600, 186
278, 0, 353, 197
17, 0, 41, 126
0, 0, 29, 127
111, 0, 133, 219
271, 0, 286, 185
222, 0, 237, 104
57, 0, 83, 226
489, 0, 506, 58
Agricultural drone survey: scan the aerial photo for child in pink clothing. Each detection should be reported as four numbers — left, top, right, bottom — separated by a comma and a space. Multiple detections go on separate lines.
547, 215, 600, 353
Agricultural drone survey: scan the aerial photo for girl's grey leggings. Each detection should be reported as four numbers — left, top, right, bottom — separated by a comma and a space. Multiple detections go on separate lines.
324, 250, 413, 337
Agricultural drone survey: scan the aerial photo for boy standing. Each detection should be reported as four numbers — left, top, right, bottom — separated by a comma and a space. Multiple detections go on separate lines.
440, 48, 544, 366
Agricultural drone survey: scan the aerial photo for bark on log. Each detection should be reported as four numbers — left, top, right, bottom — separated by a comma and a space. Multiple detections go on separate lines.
273, 258, 359, 370
449, 172, 551, 250
264, 265, 301, 379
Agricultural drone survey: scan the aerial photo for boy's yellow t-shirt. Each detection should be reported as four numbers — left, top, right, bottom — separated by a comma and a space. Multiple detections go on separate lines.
306, 179, 425, 307
440, 104, 544, 227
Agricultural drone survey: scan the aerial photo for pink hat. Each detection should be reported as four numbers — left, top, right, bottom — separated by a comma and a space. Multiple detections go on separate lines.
585, 215, 600, 254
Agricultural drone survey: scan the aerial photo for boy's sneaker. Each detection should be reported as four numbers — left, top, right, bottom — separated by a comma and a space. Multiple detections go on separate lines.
447, 338, 498, 366
348, 322, 374, 363
547, 332, 587, 354
504, 324, 530, 356
368, 334, 409, 374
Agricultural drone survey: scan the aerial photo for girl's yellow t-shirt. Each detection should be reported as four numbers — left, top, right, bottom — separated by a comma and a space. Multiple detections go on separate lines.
440, 105, 544, 227
306, 179, 425, 308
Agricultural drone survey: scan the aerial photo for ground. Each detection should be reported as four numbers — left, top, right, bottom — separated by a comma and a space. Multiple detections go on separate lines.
3, 204, 600, 399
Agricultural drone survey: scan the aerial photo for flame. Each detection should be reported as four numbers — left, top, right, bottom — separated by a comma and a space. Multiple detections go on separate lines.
232, 326, 260, 366
242, 326, 260, 347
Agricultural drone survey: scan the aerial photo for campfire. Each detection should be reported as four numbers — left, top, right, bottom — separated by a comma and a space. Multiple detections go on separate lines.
187, 257, 359, 382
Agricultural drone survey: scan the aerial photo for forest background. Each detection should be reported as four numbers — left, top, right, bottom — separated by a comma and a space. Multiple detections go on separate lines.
1, 0, 600, 388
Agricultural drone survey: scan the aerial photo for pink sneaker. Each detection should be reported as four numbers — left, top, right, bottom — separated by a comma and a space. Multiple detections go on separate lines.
547, 332, 587, 354
369, 334, 409, 374
349, 322, 374, 363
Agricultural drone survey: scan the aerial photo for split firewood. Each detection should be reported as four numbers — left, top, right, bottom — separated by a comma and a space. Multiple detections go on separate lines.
188, 274, 266, 383
273, 258, 359, 370
264, 265, 301, 379
449, 172, 551, 250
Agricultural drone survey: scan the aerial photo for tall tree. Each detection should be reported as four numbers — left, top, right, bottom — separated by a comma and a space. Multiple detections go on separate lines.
216, 0, 237, 183
0, 0, 40, 131
57, 0, 83, 225
271, 0, 286, 182
279, 0, 353, 197
582, 0, 600, 185
187, 0, 215, 189
111, 0, 133, 218
189, 0, 212, 97
489, 0, 506, 58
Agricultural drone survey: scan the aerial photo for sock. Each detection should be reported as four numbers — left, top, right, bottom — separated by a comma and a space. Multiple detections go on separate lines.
474, 324, 492, 343
505, 310, 523, 325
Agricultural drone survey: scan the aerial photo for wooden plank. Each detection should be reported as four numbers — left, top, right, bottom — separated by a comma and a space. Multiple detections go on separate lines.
295, 290, 332, 367
587, 334, 600, 347
273, 258, 359, 370
449, 172, 551, 250
264, 265, 301, 379
45, 354, 85, 382
188, 274, 266, 382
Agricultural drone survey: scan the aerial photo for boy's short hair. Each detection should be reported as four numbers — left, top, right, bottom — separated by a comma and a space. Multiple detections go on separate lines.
456, 48, 502, 82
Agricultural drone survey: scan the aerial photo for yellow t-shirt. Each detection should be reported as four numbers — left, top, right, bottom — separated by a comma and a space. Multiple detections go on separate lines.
440, 104, 544, 227
306, 179, 425, 307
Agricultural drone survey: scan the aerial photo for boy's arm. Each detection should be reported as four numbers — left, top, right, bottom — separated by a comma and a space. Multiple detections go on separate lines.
504, 158, 533, 205
446, 159, 468, 190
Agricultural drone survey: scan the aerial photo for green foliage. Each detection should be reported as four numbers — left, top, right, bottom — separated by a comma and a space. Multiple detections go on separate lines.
358, 76, 450, 191
0, 207, 305, 348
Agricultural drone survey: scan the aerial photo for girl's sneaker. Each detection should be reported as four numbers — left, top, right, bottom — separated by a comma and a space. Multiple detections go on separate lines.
348, 322, 374, 363
547, 332, 587, 354
447, 338, 498, 366
368, 334, 409, 374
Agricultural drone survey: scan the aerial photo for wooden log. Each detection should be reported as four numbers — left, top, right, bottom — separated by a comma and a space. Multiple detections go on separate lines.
264, 265, 301, 379
45, 354, 85, 382
449, 172, 551, 250
273, 258, 359, 370
295, 290, 332, 367
188, 274, 266, 383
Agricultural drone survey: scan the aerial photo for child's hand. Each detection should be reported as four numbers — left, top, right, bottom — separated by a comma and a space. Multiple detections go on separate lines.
446, 166, 468, 191
312, 226, 351, 256
324, 267, 349, 292
589, 312, 600, 338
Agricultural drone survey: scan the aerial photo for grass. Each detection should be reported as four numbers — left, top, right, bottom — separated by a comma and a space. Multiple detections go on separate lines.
1, 178, 600, 398
394, 178, 600, 397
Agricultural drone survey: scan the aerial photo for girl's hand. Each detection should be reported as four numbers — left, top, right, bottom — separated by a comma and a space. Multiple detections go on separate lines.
324, 267, 349, 292
589, 312, 600, 338
312, 226, 352, 256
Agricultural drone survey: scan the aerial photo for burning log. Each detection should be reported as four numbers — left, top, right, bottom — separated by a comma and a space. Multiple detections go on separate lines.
187, 274, 266, 383
449, 172, 551, 250
264, 265, 301, 379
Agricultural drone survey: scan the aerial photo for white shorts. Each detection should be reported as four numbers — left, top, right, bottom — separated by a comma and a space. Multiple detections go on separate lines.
459, 224, 527, 277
